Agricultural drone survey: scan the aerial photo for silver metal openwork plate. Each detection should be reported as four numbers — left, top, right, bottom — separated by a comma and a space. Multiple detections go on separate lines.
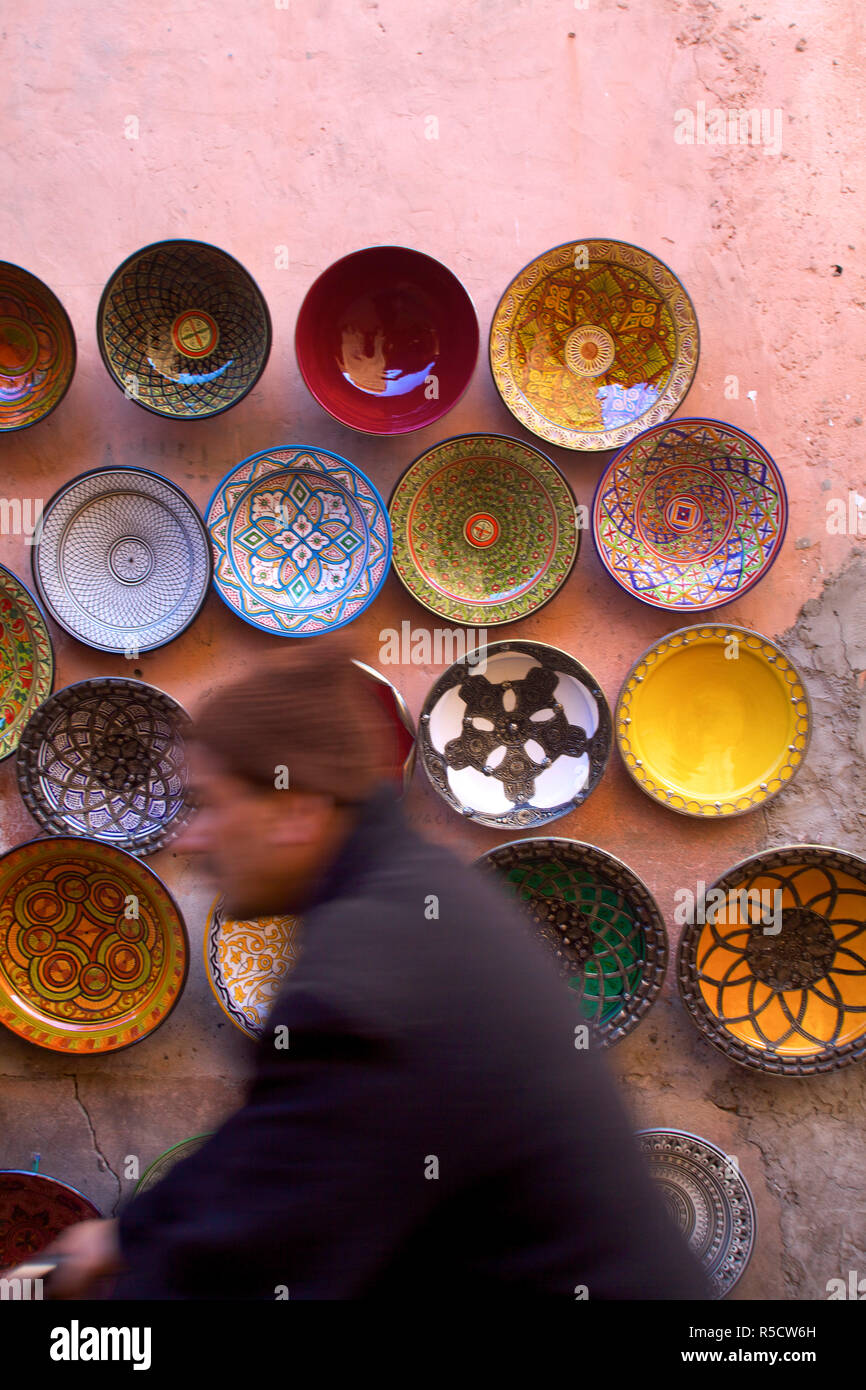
637, 1128, 756, 1298
32, 467, 211, 653
16, 677, 192, 855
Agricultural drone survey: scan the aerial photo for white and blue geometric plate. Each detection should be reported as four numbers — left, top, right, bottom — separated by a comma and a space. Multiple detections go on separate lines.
206, 446, 392, 636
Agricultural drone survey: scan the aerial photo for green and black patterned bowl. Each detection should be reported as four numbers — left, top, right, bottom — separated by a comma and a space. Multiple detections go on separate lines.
97, 239, 271, 419
474, 837, 667, 1044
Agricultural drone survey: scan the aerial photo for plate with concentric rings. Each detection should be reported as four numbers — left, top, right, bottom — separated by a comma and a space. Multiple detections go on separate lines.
678, 844, 866, 1074
388, 433, 580, 625
474, 838, 667, 1045
0, 836, 188, 1053
616, 625, 810, 817
0, 564, 53, 761
637, 1129, 756, 1298
0, 262, 76, 432
592, 419, 787, 611
16, 678, 191, 855
489, 239, 699, 452
136, 1135, 213, 1194
32, 467, 211, 654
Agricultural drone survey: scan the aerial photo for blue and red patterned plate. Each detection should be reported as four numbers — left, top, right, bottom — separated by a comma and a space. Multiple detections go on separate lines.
206, 447, 392, 636
591, 419, 787, 611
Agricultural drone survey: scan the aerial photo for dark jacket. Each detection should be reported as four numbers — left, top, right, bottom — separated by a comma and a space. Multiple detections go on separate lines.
113, 782, 710, 1299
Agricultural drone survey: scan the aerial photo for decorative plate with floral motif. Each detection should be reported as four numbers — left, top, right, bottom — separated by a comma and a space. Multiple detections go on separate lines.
0, 262, 76, 431
0, 565, 53, 761
0, 836, 188, 1053
388, 433, 580, 625
490, 239, 699, 451
0, 1172, 100, 1271
206, 447, 392, 636
204, 895, 301, 1039
678, 845, 866, 1074
592, 419, 787, 610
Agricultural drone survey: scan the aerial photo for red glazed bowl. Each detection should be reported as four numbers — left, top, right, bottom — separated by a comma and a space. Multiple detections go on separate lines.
295, 246, 478, 434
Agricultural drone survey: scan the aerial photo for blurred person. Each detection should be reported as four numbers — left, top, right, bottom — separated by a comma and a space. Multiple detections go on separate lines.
46, 632, 710, 1300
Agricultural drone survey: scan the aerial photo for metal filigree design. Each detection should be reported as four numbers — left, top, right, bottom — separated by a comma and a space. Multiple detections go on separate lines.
475, 838, 667, 1046
419, 641, 611, 828
0, 836, 188, 1053
616, 624, 811, 817
32, 467, 211, 653
16, 678, 191, 855
0, 262, 76, 432
678, 845, 866, 1074
0, 564, 53, 760
637, 1130, 756, 1298
136, 1136, 212, 1194
592, 419, 787, 612
0, 1173, 100, 1271
205, 896, 302, 1039
489, 239, 699, 451
97, 239, 271, 419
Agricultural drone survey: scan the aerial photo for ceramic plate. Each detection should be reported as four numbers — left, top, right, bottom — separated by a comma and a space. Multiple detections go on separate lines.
616, 625, 810, 817
418, 640, 611, 828
205, 895, 301, 1040
351, 659, 416, 796
16, 678, 191, 855
490, 239, 699, 451
207, 446, 391, 636
136, 1135, 212, 1194
636, 1130, 756, 1298
678, 845, 866, 1074
295, 245, 478, 434
592, 419, 787, 610
0, 1172, 100, 1271
388, 433, 580, 625
0, 262, 76, 431
0, 564, 54, 760
0, 837, 188, 1053
97, 239, 271, 419
475, 838, 666, 1045
32, 467, 211, 654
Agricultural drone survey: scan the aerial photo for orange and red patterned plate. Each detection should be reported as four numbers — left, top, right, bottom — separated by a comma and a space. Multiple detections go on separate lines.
0, 564, 54, 761
0, 837, 188, 1053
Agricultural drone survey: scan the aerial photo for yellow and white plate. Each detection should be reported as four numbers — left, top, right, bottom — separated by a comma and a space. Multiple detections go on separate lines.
204, 896, 301, 1040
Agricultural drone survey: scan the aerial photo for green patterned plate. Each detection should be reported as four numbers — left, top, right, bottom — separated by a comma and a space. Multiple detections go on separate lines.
388, 434, 580, 625
0, 565, 54, 761
136, 1135, 212, 1193
0, 836, 188, 1053
475, 837, 667, 1045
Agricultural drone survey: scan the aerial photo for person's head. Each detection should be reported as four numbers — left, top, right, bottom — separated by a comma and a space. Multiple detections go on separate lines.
177, 632, 397, 918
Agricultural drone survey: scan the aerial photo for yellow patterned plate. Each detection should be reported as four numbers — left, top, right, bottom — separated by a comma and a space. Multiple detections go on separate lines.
616, 625, 810, 817
678, 846, 866, 1073
204, 896, 301, 1040
490, 239, 699, 451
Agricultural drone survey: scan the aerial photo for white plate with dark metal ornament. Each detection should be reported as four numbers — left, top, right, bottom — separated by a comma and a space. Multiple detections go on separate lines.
16, 677, 191, 856
32, 467, 211, 653
418, 640, 611, 828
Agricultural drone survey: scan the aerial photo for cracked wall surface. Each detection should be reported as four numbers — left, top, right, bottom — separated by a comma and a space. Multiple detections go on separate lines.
0, 0, 863, 1298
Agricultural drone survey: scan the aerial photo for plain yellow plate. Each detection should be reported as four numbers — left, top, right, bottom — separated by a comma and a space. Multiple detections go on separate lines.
616, 625, 810, 816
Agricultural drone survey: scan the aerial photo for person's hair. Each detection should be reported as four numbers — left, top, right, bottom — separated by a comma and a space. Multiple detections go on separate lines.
191, 631, 400, 805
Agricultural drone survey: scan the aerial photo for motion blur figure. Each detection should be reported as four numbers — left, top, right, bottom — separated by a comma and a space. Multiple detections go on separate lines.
49, 633, 710, 1300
